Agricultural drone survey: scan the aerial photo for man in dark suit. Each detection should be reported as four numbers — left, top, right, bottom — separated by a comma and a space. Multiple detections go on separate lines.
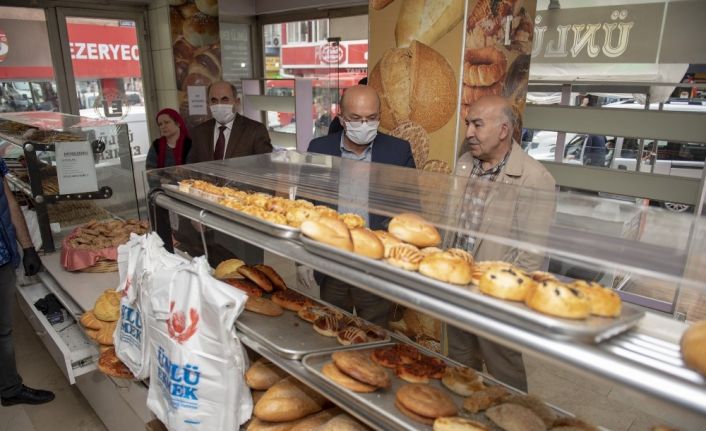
186, 81, 272, 266
188, 81, 272, 162
307, 85, 415, 326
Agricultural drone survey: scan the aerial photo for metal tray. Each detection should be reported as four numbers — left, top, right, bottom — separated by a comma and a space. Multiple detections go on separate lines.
302, 343, 569, 431
235, 297, 391, 360
300, 235, 645, 343
162, 184, 300, 239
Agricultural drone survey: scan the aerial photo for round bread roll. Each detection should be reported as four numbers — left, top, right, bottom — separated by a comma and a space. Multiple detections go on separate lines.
445, 248, 474, 264
195, 0, 218, 15
321, 362, 377, 393
391, 120, 430, 168
373, 230, 403, 257
370, 41, 457, 133
471, 261, 514, 285
420, 247, 444, 256
246, 358, 288, 390
419, 252, 473, 285
339, 213, 365, 229
182, 12, 219, 47
504, 394, 556, 428
388, 213, 441, 248
94, 291, 120, 322
286, 206, 320, 228
570, 280, 622, 317
254, 377, 326, 422
245, 297, 284, 317
350, 228, 384, 259
433, 416, 490, 431
442, 366, 484, 397
314, 205, 339, 219
681, 320, 706, 376
301, 220, 353, 252
479, 267, 535, 301
317, 216, 350, 237
396, 383, 457, 420
525, 280, 591, 320
386, 243, 424, 271
485, 403, 546, 431
395, 398, 435, 425
214, 258, 245, 279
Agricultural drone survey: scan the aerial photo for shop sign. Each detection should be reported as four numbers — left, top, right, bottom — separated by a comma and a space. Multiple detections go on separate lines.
531, 3, 663, 63
265, 56, 280, 72
281, 40, 368, 69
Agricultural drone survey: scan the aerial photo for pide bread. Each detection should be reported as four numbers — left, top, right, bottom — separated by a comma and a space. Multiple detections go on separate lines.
681, 320, 706, 376
388, 213, 441, 248
80, 310, 103, 330
254, 264, 288, 291
479, 267, 534, 301
331, 350, 390, 389
238, 265, 274, 293
289, 408, 341, 431
485, 403, 546, 431
433, 416, 490, 431
570, 280, 622, 317
525, 280, 591, 320
395, 0, 464, 48
321, 362, 377, 393
272, 290, 315, 312
254, 377, 327, 422
350, 228, 384, 259
336, 326, 369, 346
395, 398, 435, 425
396, 383, 457, 422
245, 297, 284, 317
301, 220, 353, 252
462, 385, 510, 413
442, 366, 484, 396
370, 41, 457, 133
224, 278, 263, 297
214, 258, 245, 279
419, 252, 473, 285
246, 358, 288, 390
504, 395, 556, 428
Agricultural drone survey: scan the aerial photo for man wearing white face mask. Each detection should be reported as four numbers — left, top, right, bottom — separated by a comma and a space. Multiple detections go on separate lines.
306, 85, 415, 326
189, 81, 272, 163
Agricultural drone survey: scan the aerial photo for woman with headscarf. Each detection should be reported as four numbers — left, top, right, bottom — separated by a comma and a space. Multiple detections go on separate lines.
146, 108, 191, 169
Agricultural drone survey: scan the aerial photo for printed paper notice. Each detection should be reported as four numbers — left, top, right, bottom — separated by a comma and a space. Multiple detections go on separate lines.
188, 85, 207, 115
55, 141, 98, 195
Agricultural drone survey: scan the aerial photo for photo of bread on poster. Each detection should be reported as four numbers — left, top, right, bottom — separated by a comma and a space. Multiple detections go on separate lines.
368, 0, 465, 169
169, 0, 222, 128
462, 0, 536, 144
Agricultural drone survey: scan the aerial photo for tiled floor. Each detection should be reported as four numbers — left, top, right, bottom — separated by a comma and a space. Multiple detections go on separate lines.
0, 254, 693, 431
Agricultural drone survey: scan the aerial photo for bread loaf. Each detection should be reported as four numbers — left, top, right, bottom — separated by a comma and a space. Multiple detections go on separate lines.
254, 377, 326, 422
246, 358, 288, 390
681, 320, 706, 376
395, 0, 464, 48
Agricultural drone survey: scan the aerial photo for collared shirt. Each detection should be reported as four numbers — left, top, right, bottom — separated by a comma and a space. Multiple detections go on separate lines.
338, 134, 373, 226
212, 117, 235, 159
453, 148, 512, 251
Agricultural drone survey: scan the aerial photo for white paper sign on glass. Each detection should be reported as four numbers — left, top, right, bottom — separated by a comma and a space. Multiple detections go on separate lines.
187, 85, 207, 116
55, 140, 99, 195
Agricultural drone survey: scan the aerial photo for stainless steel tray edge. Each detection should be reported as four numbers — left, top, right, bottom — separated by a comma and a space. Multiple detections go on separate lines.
300, 235, 645, 343
162, 184, 300, 239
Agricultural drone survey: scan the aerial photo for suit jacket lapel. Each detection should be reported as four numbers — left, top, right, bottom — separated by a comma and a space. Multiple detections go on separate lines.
225, 114, 245, 159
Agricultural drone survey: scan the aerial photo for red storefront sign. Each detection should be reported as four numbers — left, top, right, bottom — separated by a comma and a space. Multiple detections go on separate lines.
281, 40, 368, 69
0, 22, 140, 80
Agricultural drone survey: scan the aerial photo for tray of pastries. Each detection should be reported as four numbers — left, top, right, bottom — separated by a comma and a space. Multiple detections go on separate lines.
213, 259, 390, 359
299, 213, 644, 343
301, 342, 599, 431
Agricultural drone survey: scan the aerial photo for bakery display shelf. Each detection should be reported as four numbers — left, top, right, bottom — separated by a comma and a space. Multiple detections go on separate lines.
151, 191, 706, 423
239, 332, 385, 430
236, 303, 391, 360
302, 343, 570, 431
301, 235, 644, 343
162, 184, 300, 239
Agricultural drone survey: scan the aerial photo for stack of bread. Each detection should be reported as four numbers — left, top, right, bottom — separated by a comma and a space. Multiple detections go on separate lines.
298, 305, 387, 346
244, 358, 369, 430
79, 289, 133, 379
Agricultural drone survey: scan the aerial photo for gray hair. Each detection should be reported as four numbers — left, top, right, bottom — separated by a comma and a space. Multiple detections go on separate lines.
207, 81, 238, 99
499, 104, 516, 130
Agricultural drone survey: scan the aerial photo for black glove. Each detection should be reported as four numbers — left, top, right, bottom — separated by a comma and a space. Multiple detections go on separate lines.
23, 247, 42, 276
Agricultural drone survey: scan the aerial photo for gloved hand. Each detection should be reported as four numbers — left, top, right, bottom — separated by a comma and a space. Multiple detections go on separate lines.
23, 247, 42, 276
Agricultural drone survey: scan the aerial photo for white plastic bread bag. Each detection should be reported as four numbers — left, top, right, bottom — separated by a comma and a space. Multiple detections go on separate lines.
115, 233, 187, 380
146, 256, 252, 430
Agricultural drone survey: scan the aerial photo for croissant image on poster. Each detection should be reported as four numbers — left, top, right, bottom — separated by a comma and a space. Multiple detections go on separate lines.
370, 40, 457, 133
462, 0, 536, 137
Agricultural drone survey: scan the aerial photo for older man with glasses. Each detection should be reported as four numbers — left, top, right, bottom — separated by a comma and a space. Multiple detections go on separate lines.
305, 85, 415, 326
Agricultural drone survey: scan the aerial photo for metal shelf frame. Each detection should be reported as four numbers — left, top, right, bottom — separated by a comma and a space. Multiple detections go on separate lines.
151, 192, 706, 428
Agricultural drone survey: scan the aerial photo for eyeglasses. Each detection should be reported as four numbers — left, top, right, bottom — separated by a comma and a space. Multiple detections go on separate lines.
343, 117, 380, 128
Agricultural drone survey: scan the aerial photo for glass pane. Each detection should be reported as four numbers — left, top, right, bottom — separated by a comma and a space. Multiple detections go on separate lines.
0, 7, 59, 114
65, 17, 148, 165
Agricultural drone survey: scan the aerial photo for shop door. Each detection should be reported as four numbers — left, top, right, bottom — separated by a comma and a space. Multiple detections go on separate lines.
56, 10, 153, 166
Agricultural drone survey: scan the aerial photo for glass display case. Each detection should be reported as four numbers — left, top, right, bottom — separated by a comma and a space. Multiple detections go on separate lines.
146, 152, 706, 429
0, 112, 142, 251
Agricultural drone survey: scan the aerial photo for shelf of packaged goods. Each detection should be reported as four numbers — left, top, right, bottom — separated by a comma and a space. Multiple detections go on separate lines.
152, 192, 706, 425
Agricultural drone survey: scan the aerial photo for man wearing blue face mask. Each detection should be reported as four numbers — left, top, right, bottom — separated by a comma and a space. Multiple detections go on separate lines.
189, 81, 272, 163
306, 85, 415, 326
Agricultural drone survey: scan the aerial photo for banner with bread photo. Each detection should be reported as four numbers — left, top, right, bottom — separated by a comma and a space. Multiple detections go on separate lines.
461, 0, 536, 147
368, 0, 465, 171
169, 0, 222, 128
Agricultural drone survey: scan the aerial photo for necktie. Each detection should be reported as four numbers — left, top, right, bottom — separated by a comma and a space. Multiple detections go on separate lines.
213, 125, 226, 160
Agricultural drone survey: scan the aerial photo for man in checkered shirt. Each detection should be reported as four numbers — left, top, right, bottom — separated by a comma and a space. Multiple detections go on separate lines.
449, 96, 556, 391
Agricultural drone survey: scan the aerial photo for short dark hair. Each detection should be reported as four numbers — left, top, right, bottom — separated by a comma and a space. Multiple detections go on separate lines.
207, 81, 238, 99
